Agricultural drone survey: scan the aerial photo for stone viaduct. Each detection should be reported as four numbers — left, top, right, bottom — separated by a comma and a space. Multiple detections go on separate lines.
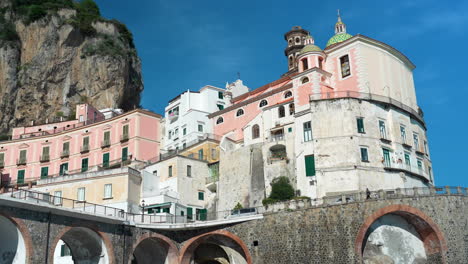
1, 187, 467, 264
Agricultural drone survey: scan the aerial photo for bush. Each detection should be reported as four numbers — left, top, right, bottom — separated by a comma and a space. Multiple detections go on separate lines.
110, 19, 134, 48
82, 36, 125, 58
262, 198, 276, 206
26, 5, 47, 24
269, 176, 295, 201
0, 21, 19, 42
233, 202, 243, 210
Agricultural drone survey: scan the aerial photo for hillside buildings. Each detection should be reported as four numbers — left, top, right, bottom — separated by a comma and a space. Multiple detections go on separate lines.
0, 13, 433, 222
212, 14, 433, 211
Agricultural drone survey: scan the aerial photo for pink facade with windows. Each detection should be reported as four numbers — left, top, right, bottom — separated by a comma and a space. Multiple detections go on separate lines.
0, 104, 161, 186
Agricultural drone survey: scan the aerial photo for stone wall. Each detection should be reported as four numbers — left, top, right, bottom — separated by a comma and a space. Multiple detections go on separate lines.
0, 193, 467, 263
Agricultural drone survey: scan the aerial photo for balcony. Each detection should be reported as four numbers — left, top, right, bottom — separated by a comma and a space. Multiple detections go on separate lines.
80, 144, 90, 153
415, 149, 425, 156
16, 158, 27, 166
402, 142, 412, 149
383, 161, 427, 179
101, 139, 111, 148
0, 161, 4, 168
40, 154, 50, 163
120, 134, 129, 143
60, 150, 70, 159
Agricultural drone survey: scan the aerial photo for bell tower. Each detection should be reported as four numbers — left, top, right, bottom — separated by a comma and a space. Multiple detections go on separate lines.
284, 26, 310, 73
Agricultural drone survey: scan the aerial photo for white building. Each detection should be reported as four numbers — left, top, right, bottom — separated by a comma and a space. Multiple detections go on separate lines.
163, 85, 228, 151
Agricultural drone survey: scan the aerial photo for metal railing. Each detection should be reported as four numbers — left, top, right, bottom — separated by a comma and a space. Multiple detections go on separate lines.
3, 186, 467, 226
120, 134, 129, 142
310, 91, 424, 124
101, 139, 111, 148
40, 154, 50, 162
80, 144, 90, 153
60, 150, 70, 158
16, 158, 27, 166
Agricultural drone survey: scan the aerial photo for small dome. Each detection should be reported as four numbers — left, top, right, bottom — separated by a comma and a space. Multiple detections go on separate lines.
326, 33, 353, 47
299, 44, 322, 54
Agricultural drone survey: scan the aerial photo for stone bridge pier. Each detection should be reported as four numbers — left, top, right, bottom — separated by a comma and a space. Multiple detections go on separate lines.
0, 192, 467, 263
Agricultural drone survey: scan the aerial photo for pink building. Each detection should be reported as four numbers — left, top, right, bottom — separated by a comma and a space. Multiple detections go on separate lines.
0, 104, 161, 187
213, 14, 433, 211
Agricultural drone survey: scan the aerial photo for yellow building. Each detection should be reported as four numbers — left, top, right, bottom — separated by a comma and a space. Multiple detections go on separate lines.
32, 167, 141, 213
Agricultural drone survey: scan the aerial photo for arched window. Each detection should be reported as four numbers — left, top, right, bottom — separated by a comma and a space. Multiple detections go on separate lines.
289, 56, 293, 67
289, 103, 295, 115
216, 117, 224, 124
284, 91, 292, 98
236, 109, 244, 117
252, 125, 260, 139
301, 59, 308, 71
259, 100, 268, 108
301, 77, 309, 84
278, 105, 285, 118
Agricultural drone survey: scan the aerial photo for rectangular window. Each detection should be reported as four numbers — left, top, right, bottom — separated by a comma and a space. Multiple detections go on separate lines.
17, 169, 25, 184
360, 148, 369, 162
62, 142, 70, 155
379, 120, 387, 139
104, 184, 112, 199
198, 191, 205, 200
0, 152, 4, 167
187, 165, 192, 177
211, 148, 217, 160
198, 124, 203, 132
198, 149, 204, 160
60, 244, 71, 257
123, 124, 129, 137
40, 167, 49, 179
42, 146, 50, 161
168, 166, 173, 177
77, 187, 85, 201
288, 127, 292, 133
218, 91, 224, 99
183, 127, 186, 135
303, 122, 312, 142
82, 136, 89, 151
382, 148, 391, 167
102, 153, 110, 168
357, 118, 365, 133
153, 170, 157, 176
122, 147, 128, 161
19, 149, 27, 164
81, 158, 88, 172
417, 159, 423, 172
413, 133, 419, 150
428, 167, 433, 182
302, 59, 308, 70
59, 163, 68, 176
404, 152, 411, 169
187, 207, 193, 220
217, 104, 224, 110
304, 155, 316, 176
400, 126, 407, 143
163, 207, 170, 213
340, 55, 351, 78
424, 141, 428, 155
54, 191, 62, 205
103, 131, 110, 146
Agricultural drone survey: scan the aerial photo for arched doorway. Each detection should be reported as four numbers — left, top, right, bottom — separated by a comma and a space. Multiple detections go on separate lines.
356, 205, 447, 264
180, 230, 251, 264
0, 215, 28, 263
52, 227, 110, 264
130, 234, 178, 264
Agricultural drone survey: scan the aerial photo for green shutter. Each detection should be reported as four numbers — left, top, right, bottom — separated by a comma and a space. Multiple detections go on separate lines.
288, 127, 292, 133
163, 207, 170, 213
40, 167, 48, 179
103, 153, 110, 168
305, 155, 316, 176
183, 128, 186, 135
198, 208, 207, 221
63, 142, 69, 153
198, 191, 204, 200
123, 125, 129, 136
198, 149, 204, 160
42, 146, 49, 156
218, 91, 223, 99
83, 136, 89, 146
60, 244, 65, 257
81, 158, 88, 172
122, 147, 128, 161
187, 207, 193, 220
17, 170, 25, 184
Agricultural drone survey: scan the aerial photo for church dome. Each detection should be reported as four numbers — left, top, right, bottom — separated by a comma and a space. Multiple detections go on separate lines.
326, 33, 353, 47
299, 44, 322, 54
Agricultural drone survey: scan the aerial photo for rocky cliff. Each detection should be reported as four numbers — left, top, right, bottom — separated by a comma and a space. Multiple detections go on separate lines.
0, 0, 143, 135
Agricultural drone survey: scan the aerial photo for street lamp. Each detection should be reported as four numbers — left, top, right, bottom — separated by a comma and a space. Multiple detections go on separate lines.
141, 200, 145, 222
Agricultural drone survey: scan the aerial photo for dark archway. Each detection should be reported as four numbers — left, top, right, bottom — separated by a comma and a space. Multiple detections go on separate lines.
51, 227, 111, 264
0, 214, 29, 263
180, 230, 251, 264
129, 234, 179, 264
355, 204, 448, 264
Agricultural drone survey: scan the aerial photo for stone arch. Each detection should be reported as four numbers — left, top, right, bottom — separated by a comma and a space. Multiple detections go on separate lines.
0, 212, 33, 263
49, 225, 115, 264
180, 230, 252, 264
355, 204, 448, 263
129, 233, 179, 264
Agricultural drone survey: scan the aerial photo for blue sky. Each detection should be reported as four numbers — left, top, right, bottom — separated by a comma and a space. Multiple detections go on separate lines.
95, 0, 468, 187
